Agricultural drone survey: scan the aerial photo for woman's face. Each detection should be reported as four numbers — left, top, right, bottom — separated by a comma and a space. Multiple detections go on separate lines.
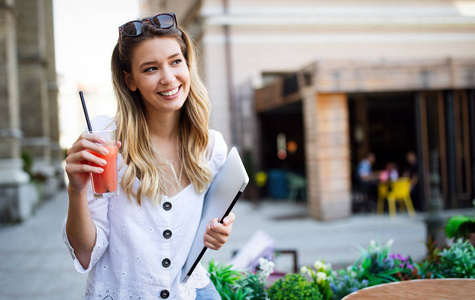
124, 37, 190, 116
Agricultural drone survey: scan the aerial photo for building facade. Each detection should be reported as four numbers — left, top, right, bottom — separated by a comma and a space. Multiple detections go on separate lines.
0, 0, 61, 223
140, 0, 475, 220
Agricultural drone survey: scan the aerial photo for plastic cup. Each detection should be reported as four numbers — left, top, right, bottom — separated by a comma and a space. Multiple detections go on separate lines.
87, 130, 119, 199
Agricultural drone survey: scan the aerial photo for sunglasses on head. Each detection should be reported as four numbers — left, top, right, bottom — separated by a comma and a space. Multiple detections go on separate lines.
119, 13, 177, 39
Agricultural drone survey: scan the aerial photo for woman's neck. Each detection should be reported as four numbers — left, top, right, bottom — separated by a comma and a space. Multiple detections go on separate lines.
146, 110, 180, 142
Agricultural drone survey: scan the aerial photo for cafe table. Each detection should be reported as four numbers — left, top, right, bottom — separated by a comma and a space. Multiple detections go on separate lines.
342, 279, 475, 300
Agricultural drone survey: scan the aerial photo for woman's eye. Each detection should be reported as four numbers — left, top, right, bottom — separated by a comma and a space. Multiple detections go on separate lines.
172, 59, 182, 65
144, 67, 157, 72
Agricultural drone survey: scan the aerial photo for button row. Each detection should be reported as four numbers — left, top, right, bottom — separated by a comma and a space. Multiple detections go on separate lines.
160, 202, 172, 299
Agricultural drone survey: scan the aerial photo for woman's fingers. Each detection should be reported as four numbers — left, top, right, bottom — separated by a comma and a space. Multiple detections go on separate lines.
66, 149, 107, 168
203, 213, 236, 250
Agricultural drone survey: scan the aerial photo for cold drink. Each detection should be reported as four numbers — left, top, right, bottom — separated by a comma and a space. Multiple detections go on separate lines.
88, 130, 119, 199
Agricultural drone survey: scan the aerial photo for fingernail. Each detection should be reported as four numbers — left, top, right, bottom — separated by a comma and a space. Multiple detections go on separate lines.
97, 168, 104, 173
99, 137, 106, 144
102, 148, 109, 155
224, 217, 229, 224
101, 159, 107, 166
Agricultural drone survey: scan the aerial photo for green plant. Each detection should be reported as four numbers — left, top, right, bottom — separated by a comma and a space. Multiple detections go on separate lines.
21, 151, 33, 176
301, 260, 333, 300
208, 260, 247, 300
437, 239, 475, 278
353, 240, 403, 286
445, 200, 475, 245
207, 258, 274, 300
414, 238, 444, 279
267, 273, 323, 300
235, 273, 266, 300
446, 215, 475, 241
329, 265, 369, 300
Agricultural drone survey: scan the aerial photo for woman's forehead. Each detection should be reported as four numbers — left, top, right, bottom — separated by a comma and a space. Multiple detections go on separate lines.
132, 37, 183, 62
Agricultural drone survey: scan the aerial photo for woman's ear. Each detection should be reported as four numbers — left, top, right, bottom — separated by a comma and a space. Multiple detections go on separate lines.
123, 71, 137, 92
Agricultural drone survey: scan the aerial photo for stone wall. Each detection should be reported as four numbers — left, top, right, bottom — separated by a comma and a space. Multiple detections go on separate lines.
0, 0, 60, 223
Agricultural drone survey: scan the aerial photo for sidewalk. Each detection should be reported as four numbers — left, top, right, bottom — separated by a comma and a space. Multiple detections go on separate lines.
0, 189, 471, 299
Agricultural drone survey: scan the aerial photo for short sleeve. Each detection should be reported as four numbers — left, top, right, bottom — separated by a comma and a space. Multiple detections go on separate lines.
207, 129, 228, 176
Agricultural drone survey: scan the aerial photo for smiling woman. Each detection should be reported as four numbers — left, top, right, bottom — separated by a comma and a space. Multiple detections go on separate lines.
123, 37, 191, 115
62, 12, 234, 300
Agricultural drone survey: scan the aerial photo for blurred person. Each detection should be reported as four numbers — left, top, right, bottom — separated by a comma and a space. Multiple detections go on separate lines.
357, 152, 379, 206
63, 13, 233, 299
357, 152, 378, 183
379, 162, 399, 183
403, 151, 421, 210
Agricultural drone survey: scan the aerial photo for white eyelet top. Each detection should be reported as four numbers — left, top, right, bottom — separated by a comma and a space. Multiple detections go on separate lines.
62, 115, 228, 300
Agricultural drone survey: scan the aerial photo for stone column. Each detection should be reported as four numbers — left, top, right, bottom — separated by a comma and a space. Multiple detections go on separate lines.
16, 0, 57, 198
43, 0, 63, 188
0, 0, 39, 222
303, 90, 351, 220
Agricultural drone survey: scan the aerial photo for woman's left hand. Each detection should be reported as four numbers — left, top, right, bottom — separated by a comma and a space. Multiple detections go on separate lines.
203, 212, 235, 250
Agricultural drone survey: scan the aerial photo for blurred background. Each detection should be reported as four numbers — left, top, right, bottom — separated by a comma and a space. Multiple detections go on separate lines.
1, 0, 475, 298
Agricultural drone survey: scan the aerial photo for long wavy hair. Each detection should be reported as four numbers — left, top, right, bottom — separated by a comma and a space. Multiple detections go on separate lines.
111, 18, 212, 205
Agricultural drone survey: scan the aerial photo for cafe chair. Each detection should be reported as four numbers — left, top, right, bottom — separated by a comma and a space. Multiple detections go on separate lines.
377, 183, 389, 214
286, 172, 306, 202
386, 178, 416, 219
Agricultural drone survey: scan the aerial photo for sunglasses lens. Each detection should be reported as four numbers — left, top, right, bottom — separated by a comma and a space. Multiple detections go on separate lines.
122, 21, 143, 36
153, 14, 175, 28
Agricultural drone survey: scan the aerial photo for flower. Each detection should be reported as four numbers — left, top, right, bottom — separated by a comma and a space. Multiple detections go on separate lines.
314, 260, 323, 270
316, 272, 327, 284
258, 257, 275, 278
386, 239, 394, 248
300, 266, 309, 274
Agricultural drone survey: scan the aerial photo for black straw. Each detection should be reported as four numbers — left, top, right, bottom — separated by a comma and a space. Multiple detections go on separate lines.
79, 91, 93, 132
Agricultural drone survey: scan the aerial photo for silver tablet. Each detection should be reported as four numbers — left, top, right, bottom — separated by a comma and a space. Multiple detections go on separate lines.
181, 147, 249, 283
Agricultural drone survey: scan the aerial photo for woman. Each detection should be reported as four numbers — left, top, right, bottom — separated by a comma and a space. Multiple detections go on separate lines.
63, 13, 233, 299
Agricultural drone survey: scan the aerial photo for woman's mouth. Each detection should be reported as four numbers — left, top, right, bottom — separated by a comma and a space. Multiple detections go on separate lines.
158, 86, 180, 97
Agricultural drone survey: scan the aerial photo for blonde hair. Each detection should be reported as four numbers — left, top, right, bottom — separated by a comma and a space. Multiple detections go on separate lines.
111, 20, 212, 205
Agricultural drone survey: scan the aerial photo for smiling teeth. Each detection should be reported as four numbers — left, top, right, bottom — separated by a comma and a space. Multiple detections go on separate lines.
159, 86, 179, 96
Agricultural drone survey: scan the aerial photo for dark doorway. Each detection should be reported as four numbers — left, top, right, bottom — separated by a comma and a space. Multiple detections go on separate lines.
349, 92, 417, 171
349, 92, 420, 209
258, 101, 306, 199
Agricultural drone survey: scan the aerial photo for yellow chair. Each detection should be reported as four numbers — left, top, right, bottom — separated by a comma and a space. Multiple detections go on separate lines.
386, 178, 416, 219
377, 183, 389, 214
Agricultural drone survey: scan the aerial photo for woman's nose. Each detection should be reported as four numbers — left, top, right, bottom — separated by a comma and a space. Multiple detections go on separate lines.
160, 67, 175, 85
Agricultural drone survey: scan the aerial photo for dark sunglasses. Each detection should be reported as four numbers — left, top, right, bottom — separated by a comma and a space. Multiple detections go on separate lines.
119, 13, 177, 38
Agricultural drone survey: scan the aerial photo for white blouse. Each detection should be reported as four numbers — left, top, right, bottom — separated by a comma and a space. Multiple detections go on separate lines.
62, 115, 228, 300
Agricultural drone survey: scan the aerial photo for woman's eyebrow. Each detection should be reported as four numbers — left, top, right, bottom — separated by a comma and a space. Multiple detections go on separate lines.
138, 53, 182, 69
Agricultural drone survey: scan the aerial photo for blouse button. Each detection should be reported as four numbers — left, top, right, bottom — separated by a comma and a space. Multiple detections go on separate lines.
162, 258, 171, 268
163, 229, 172, 239
163, 201, 172, 211
160, 289, 169, 299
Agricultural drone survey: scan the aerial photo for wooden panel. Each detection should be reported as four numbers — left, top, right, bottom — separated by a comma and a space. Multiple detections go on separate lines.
306, 93, 351, 220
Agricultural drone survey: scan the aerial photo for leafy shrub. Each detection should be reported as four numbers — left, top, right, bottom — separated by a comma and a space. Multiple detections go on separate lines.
208, 258, 274, 300
437, 239, 475, 278
353, 240, 402, 286
267, 273, 323, 300
329, 266, 369, 300
208, 260, 247, 300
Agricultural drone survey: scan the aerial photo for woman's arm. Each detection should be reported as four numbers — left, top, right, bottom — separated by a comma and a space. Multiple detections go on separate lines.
64, 132, 110, 269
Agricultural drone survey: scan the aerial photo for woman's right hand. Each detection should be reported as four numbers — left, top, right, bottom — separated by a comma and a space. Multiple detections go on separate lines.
65, 132, 109, 194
